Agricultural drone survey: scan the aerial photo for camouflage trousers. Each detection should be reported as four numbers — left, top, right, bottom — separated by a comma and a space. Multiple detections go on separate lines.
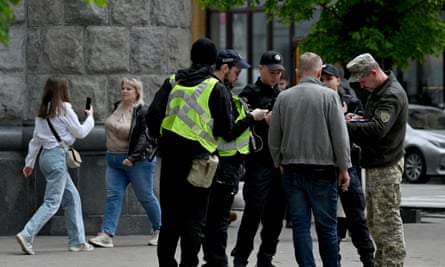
365, 158, 406, 267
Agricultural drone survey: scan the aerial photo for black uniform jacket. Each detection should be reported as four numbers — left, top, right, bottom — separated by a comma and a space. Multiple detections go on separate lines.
239, 77, 280, 167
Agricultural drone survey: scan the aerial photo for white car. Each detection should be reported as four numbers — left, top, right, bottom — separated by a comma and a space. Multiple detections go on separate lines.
404, 104, 445, 183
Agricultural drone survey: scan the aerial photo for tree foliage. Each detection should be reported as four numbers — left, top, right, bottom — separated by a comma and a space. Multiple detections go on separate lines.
198, 0, 445, 70
0, 0, 107, 46
0, 0, 20, 45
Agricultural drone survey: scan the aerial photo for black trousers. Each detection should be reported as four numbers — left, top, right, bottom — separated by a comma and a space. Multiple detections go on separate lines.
157, 154, 210, 267
231, 162, 287, 267
339, 165, 375, 266
202, 157, 244, 267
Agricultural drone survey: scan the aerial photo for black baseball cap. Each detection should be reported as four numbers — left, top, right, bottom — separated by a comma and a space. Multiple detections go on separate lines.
322, 64, 340, 77
260, 50, 285, 71
217, 49, 250, 68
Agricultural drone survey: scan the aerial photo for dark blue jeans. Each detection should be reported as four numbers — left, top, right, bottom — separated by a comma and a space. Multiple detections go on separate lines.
282, 165, 339, 267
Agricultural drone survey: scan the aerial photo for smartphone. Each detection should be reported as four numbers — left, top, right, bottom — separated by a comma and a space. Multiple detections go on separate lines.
85, 97, 91, 110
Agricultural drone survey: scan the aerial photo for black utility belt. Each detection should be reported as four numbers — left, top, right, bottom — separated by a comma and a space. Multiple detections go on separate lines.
285, 164, 337, 181
286, 164, 336, 171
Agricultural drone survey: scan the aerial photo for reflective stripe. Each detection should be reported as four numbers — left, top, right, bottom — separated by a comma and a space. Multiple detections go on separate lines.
166, 81, 215, 142
218, 138, 249, 151
217, 95, 250, 156
168, 82, 210, 122
161, 77, 220, 152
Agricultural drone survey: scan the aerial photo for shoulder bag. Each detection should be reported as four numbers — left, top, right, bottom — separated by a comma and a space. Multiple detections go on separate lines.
47, 118, 82, 168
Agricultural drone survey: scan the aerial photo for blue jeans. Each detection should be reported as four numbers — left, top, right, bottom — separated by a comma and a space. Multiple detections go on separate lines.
102, 152, 161, 236
282, 165, 339, 267
20, 146, 86, 246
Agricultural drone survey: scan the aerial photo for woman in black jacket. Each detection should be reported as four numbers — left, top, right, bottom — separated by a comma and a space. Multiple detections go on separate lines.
89, 77, 161, 248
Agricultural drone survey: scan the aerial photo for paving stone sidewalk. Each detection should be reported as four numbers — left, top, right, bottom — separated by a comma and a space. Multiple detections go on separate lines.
1, 214, 444, 267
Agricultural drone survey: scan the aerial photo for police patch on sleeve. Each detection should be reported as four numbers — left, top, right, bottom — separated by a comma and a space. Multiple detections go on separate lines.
380, 111, 391, 123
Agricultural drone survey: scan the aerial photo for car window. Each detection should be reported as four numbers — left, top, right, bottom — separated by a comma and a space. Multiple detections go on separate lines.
408, 108, 445, 129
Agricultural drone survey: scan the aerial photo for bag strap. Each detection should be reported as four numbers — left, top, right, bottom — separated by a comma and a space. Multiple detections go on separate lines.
46, 118, 62, 143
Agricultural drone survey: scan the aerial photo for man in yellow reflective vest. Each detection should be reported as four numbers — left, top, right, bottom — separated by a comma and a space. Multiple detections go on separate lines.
146, 38, 234, 267
201, 49, 268, 267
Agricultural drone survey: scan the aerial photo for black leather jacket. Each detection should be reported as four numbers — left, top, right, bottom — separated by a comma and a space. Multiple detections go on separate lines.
113, 102, 150, 163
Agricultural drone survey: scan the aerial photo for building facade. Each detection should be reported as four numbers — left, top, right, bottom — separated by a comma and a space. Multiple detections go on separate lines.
205, 7, 445, 107
0, 0, 193, 236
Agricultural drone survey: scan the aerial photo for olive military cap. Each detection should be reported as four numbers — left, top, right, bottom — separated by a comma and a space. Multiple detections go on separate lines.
346, 53, 378, 83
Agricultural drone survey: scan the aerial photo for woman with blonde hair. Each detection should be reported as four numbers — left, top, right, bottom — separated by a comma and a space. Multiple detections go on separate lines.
17, 75, 95, 255
89, 77, 161, 248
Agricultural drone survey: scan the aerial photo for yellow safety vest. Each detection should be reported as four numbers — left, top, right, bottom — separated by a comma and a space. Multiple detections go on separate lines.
161, 77, 219, 153
217, 95, 250, 157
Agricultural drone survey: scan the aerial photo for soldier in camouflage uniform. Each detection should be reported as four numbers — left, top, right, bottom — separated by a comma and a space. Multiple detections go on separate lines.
345, 53, 408, 267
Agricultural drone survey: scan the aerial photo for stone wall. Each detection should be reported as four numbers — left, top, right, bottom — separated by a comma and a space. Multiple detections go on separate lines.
1, 0, 192, 122
0, 0, 193, 235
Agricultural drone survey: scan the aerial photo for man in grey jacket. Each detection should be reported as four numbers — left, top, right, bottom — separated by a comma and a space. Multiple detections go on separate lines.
268, 52, 351, 267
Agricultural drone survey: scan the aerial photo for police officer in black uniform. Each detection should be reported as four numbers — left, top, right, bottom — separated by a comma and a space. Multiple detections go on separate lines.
231, 51, 287, 267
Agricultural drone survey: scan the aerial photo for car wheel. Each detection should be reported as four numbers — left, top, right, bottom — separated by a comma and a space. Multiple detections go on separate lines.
404, 149, 430, 183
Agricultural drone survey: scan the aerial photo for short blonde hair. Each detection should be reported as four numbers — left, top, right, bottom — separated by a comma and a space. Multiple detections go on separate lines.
121, 77, 144, 106
298, 52, 322, 77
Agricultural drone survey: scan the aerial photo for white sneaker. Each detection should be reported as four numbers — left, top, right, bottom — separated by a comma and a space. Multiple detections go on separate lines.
148, 230, 160, 246
68, 242, 94, 252
89, 232, 114, 248
16, 233, 35, 255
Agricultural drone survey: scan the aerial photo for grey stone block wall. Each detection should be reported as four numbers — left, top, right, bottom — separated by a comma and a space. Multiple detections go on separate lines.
1, 0, 192, 122
0, 0, 192, 235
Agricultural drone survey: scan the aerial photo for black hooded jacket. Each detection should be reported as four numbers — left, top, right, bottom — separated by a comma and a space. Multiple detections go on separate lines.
146, 64, 233, 158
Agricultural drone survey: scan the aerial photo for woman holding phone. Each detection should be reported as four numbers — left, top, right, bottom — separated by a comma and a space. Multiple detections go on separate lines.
17, 75, 95, 255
